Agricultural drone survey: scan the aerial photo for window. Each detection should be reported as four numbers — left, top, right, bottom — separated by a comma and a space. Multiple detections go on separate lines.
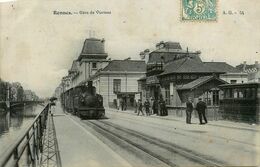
238, 89, 245, 98
204, 91, 212, 105
233, 89, 238, 98
183, 74, 189, 79
224, 88, 232, 98
92, 62, 97, 69
251, 88, 256, 99
245, 88, 251, 98
138, 82, 142, 92
230, 80, 237, 84
190, 74, 197, 79
212, 91, 219, 105
113, 79, 121, 93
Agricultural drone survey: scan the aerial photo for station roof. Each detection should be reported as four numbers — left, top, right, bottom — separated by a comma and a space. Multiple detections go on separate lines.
78, 38, 108, 61
102, 60, 146, 72
160, 57, 221, 76
219, 82, 260, 88
177, 76, 228, 90
203, 62, 241, 73
81, 38, 105, 54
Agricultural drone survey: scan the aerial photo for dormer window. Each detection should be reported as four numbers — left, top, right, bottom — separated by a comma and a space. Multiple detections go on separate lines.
92, 62, 97, 69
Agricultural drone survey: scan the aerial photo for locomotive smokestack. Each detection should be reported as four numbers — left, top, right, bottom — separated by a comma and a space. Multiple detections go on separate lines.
87, 81, 94, 95
88, 81, 93, 87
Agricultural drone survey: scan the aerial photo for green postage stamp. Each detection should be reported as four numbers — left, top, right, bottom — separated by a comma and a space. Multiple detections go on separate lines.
181, 0, 217, 21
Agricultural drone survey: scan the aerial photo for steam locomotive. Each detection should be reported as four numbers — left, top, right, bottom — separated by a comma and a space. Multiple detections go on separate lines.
61, 81, 105, 119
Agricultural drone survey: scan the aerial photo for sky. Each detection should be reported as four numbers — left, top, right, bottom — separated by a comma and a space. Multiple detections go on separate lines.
0, 0, 260, 97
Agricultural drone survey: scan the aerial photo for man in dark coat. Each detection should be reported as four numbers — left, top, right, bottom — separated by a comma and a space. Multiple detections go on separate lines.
137, 99, 144, 116
186, 97, 193, 124
195, 98, 208, 124
120, 98, 124, 111
159, 98, 167, 116
144, 99, 150, 116
153, 99, 158, 115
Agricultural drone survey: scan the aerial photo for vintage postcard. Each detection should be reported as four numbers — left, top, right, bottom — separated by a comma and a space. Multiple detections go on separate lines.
0, 0, 260, 167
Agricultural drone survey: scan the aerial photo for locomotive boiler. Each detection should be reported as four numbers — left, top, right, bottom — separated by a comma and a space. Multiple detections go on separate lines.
61, 81, 105, 119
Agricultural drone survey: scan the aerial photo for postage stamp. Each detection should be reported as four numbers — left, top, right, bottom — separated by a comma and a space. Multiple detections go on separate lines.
181, 0, 217, 21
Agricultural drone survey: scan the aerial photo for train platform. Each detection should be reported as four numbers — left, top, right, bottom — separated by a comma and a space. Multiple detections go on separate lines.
107, 107, 260, 131
51, 105, 131, 167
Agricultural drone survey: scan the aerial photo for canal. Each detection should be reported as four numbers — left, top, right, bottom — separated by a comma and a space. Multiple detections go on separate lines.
0, 104, 44, 155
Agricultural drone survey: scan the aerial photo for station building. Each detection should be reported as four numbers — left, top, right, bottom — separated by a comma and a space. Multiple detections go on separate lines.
59, 37, 146, 109
90, 59, 146, 108
62, 38, 111, 91
204, 62, 248, 84
138, 41, 241, 111
236, 61, 260, 83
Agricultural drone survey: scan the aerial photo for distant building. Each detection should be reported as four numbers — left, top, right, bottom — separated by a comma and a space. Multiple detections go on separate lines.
90, 59, 146, 108
54, 84, 63, 99
23, 90, 39, 101
9, 82, 24, 101
61, 75, 72, 92
236, 61, 260, 82
0, 78, 8, 101
203, 62, 248, 84
68, 60, 80, 89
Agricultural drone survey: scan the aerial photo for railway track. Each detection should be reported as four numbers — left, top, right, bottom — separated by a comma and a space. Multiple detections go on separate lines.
111, 114, 259, 148
84, 120, 225, 167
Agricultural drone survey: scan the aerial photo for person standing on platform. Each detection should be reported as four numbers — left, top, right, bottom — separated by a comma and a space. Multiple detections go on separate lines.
159, 98, 167, 116
117, 98, 120, 110
134, 99, 138, 113
114, 99, 118, 110
120, 98, 123, 111
144, 99, 150, 116
123, 97, 127, 111
150, 98, 154, 115
196, 98, 208, 125
186, 97, 193, 124
153, 99, 158, 115
137, 99, 144, 116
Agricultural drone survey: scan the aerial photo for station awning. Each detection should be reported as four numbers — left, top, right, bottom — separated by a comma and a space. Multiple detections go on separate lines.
177, 76, 228, 91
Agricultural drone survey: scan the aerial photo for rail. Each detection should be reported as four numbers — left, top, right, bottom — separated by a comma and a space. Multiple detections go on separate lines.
0, 103, 50, 167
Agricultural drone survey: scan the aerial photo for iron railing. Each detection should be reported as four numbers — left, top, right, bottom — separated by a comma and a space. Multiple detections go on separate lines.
0, 104, 50, 167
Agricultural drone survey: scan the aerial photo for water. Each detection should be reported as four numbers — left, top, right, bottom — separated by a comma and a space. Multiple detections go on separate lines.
0, 105, 44, 155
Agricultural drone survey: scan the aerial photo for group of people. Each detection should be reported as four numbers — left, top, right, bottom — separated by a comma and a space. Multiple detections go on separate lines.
136, 98, 168, 116
114, 98, 127, 111
186, 97, 208, 125
114, 96, 208, 125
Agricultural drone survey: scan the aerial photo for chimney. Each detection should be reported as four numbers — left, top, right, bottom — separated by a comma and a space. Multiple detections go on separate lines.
156, 43, 160, 49
87, 81, 93, 87
243, 61, 247, 72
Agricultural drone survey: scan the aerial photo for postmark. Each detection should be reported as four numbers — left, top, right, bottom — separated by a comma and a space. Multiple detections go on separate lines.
181, 0, 217, 21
